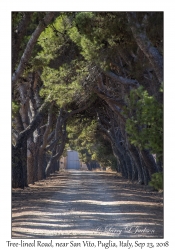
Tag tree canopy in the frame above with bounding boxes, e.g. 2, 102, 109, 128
12, 12, 163, 188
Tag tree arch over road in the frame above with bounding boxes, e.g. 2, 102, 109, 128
12, 12, 163, 188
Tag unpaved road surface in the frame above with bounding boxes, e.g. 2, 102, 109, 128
12, 170, 163, 238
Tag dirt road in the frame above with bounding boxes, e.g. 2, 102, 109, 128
12, 170, 163, 238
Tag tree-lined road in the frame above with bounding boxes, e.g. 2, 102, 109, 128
12, 170, 163, 238
12, 12, 163, 189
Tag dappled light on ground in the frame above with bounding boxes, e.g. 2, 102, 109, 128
12, 170, 163, 238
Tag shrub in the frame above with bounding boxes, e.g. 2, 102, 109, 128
149, 172, 163, 191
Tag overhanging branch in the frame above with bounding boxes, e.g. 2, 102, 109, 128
12, 12, 55, 86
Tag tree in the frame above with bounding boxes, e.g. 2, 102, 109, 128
125, 86, 163, 160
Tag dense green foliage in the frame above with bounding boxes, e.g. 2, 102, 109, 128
66, 116, 118, 169
125, 86, 163, 159
149, 172, 163, 191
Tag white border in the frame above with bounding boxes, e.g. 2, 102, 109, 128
1, 1, 174, 249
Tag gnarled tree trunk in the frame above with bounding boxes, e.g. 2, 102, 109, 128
127, 12, 163, 84
12, 144, 27, 188
128, 144, 144, 184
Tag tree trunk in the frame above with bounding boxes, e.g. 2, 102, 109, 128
157, 160, 163, 172
27, 140, 35, 184
128, 152, 138, 182
45, 142, 65, 177
140, 149, 158, 177
139, 154, 150, 185
124, 153, 133, 180
34, 147, 39, 182
112, 144, 128, 178
37, 148, 46, 180
128, 144, 144, 184
27, 151, 34, 184
12, 102, 48, 188
22, 143, 28, 187
37, 104, 53, 180
15, 101, 48, 148
12, 145, 27, 188
127, 12, 163, 84
87, 162, 92, 171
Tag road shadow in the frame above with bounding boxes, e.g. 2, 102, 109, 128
12, 170, 163, 239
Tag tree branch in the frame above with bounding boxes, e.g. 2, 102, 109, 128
12, 12, 55, 86
12, 12, 33, 72
15, 101, 49, 148
127, 12, 163, 83
105, 71, 139, 86
40, 103, 53, 150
